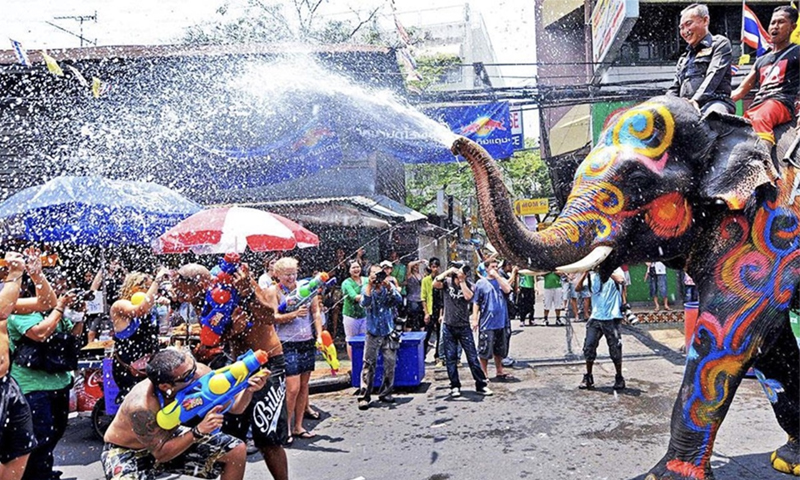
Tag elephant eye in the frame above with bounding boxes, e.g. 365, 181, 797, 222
624, 168, 661, 205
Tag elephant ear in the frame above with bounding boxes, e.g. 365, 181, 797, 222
700, 111, 778, 210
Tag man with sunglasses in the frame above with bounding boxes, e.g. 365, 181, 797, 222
102, 348, 265, 480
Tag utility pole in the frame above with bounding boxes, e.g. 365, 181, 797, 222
46, 11, 97, 47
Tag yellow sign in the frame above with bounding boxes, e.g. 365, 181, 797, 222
514, 198, 549, 216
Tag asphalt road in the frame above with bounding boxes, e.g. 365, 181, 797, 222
54, 319, 791, 480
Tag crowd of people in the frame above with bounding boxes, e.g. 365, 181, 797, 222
0, 244, 651, 480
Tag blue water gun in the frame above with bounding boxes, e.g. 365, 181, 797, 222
468, 238, 488, 278
156, 349, 268, 431
200, 253, 240, 346
278, 272, 337, 314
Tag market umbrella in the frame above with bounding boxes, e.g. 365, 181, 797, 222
0, 176, 202, 246
153, 206, 319, 254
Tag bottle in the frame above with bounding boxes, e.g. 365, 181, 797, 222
99, 328, 111, 342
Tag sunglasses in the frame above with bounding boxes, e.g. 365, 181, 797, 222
173, 360, 197, 384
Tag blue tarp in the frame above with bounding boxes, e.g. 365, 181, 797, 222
198, 100, 513, 190
427, 102, 514, 160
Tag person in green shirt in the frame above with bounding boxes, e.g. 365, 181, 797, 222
8, 255, 85, 480
517, 270, 536, 327
542, 272, 566, 326
340, 261, 367, 360
421, 258, 443, 364
388, 251, 407, 296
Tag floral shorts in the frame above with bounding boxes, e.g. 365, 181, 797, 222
101, 426, 242, 480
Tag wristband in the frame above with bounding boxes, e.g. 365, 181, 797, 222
191, 426, 208, 440
4, 274, 22, 283
54, 308, 65, 314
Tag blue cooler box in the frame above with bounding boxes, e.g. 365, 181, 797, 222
349, 331, 426, 388
103, 357, 121, 415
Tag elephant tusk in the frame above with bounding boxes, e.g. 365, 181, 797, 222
555, 246, 614, 273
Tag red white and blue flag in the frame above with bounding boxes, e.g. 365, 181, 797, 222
742, 3, 772, 56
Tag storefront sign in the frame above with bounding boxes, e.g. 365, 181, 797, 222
514, 198, 549, 216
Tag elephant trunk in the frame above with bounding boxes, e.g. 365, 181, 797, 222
452, 136, 606, 272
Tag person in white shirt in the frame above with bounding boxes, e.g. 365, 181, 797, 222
644, 262, 670, 312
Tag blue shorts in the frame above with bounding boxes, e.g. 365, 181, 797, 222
568, 283, 591, 299
650, 275, 668, 298
282, 340, 316, 376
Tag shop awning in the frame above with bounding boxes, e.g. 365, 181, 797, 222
234, 195, 427, 228
542, 0, 583, 28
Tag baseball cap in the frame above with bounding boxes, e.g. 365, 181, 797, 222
379, 260, 393, 268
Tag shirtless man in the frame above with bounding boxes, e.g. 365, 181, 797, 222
101, 348, 263, 480
0, 252, 38, 480
172, 262, 289, 480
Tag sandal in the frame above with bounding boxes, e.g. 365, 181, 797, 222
284, 435, 294, 447
304, 409, 320, 420
293, 430, 316, 439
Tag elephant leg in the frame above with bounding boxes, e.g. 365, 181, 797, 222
646, 307, 776, 480
751, 315, 800, 476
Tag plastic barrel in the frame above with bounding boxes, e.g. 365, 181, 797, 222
684, 301, 699, 351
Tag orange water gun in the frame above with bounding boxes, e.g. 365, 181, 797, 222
316, 330, 339, 375
0, 253, 59, 268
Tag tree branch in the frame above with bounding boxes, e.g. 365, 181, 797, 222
347, 5, 382, 40
250, 0, 289, 31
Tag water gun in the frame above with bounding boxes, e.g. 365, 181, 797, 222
468, 238, 488, 278
278, 272, 337, 314
199, 253, 241, 347
316, 330, 339, 375
156, 349, 268, 431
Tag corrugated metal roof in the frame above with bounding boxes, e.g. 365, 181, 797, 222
228, 194, 427, 225
0, 42, 392, 65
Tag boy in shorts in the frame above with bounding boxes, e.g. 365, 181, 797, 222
472, 259, 513, 380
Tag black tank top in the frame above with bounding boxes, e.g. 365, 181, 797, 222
751, 45, 800, 114
115, 312, 159, 364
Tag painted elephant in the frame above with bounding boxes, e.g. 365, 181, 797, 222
451, 95, 800, 480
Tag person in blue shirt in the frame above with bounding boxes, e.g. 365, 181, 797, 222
575, 267, 626, 391
471, 259, 513, 380
357, 265, 403, 410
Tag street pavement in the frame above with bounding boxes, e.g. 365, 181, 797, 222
55, 308, 790, 480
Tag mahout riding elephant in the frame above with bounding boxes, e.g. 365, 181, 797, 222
451, 95, 800, 479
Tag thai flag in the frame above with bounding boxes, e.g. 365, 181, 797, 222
742, 3, 772, 56
731, 64, 740, 75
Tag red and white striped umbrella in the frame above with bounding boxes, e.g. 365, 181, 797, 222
154, 206, 319, 254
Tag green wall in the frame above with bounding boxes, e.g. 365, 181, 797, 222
626, 264, 680, 303
591, 101, 635, 145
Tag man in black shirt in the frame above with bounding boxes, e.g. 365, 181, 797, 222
667, 4, 735, 115
732, 6, 800, 169
433, 264, 492, 398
